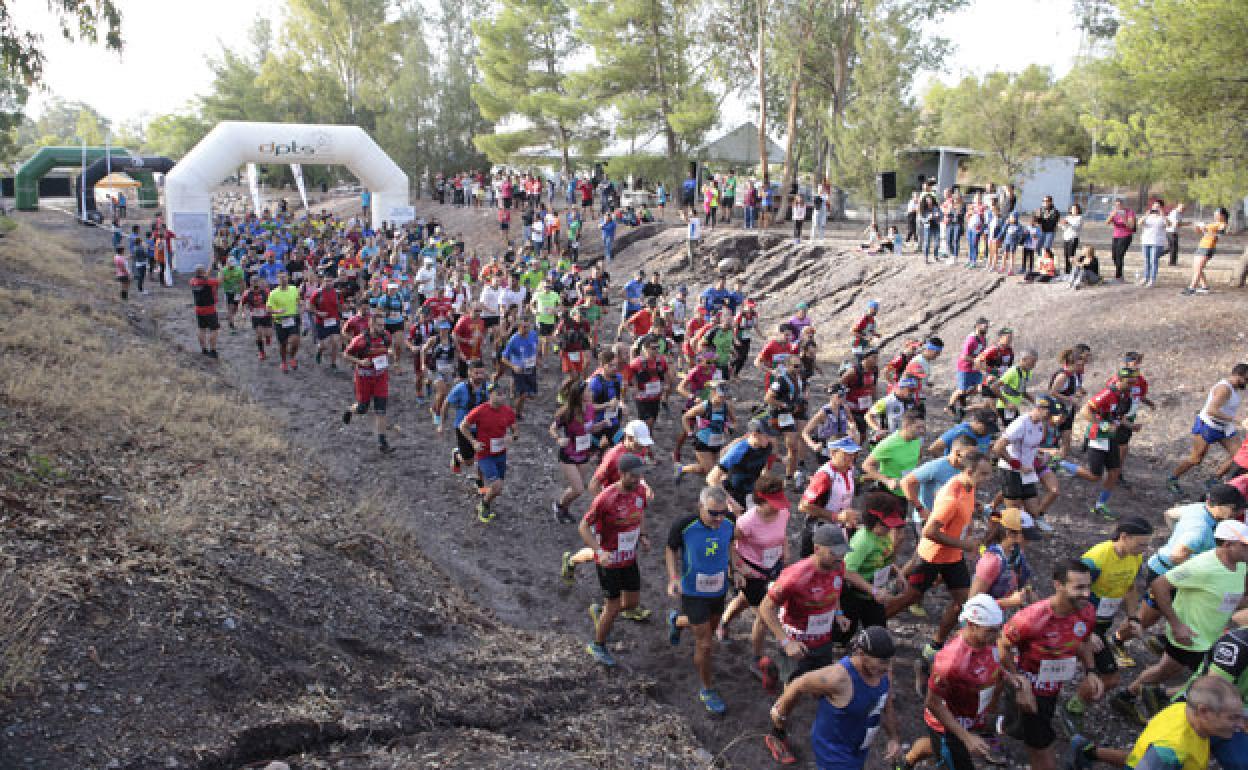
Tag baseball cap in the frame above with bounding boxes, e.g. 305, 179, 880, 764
1000, 508, 1042, 541
897, 376, 919, 389
1208, 483, 1246, 510
867, 506, 905, 529
827, 437, 861, 454
975, 316, 990, 325
747, 418, 777, 436
797, 301, 809, 310
925, 337, 944, 352
624, 419, 654, 446
617, 453, 648, 475
1214, 518, 1248, 544
959, 594, 1005, 628
852, 625, 896, 659
867, 299, 880, 310
812, 524, 849, 556
1036, 395, 1062, 414
754, 490, 790, 512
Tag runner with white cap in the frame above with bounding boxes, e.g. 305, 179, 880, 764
798, 437, 862, 557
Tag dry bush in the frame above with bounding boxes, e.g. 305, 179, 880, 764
0, 571, 50, 698
0, 218, 92, 288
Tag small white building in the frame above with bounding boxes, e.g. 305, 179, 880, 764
902, 147, 1078, 211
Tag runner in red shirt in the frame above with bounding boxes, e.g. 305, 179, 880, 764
755, 324, 799, 388
590, 420, 653, 495
908, 594, 1021, 770
557, 307, 593, 376
759, 525, 875, 689
189, 265, 221, 357
341, 313, 395, 454
459, 382, 518, 522
422, 292, 453, 323
851, 300, 880, 349
1106, 351, 1155, 480
239, 278, 274, 359
307, 277, 343, 369
682, 307, 710, 367
627, 341, 671, 431
576, 453, 652, 666
112, 246, 130, 301
998, 559, 1101, 770
841, 348, 881, 441
342, 297, 371, 339
453, 304, 486, 378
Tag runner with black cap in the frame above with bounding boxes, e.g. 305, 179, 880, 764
1057, 369, 1137, 520
579, 452, 652, 667
766, 625, 900, 768
707, 418, 777, 515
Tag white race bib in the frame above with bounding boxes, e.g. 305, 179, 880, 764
857, 396, 871, 410
873, 567, 892, 591
489, 437, 506, 454
762, 545, 783, 568
436, 360, 453, 373
372, 354, 389, 371
574, 434, 592, 452
281, 317, 296, 328
568, 351, 581, 362
323, 318, 337, 327
1096, 597, 1123, 619
1036, 657, 1077, 686
777, 413, 795, 428
695, 572, 725, 593
1089, 436, 1110, 451
1218, 593, 1243, 613
806, 611, 835, 636
615, 528, 641, 562
644, 381, 662, 397
521, 356, 537, 370
1020, 469, 1039, 485
977, 686, 996, 716
705, 432, 725, 447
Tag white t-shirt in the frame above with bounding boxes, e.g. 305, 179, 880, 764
1166, 208, 1182, 234
479, 285, 504, 316
500, 287, 526, 312
1061, 214, 1083, 242
1002, 414, 1046, 469
1139, 213, 1168, 247
416, 266, 438, 295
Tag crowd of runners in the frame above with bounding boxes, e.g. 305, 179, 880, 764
112, 188, 1248, 770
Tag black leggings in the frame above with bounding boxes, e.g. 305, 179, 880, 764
1063, 238, 1079, 273
1111, 235, 1132, 279
794, 219, 805, 239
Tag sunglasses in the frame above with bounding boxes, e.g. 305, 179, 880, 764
706, 508, 730, 518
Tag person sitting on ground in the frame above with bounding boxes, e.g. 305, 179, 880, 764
883, 226, 904, 254
860, 223, 883, 254
1071, 245, 1102, 289
1024, 248, 1059, 283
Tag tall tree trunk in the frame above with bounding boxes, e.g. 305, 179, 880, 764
756, 0, 769, 186
651, 17, 678, 160
778, 51, 803, 221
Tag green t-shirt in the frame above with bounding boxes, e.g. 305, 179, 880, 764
520, 269, 543, 291
1165, 549, 1247, 652
869, 432, 922, 496
845, 527, 894, 591
534, 290, 562, 325
709, 327, 735, 367
996, 365, 1031, 412
266, 285, 300, 318
568, 220, 582, 240
220, 265, 245, 293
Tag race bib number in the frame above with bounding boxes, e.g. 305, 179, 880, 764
1218, 593, 1243, 613
807, 611, 835, 636
1020, 469, 1039, 485
605, 407, 619, 421
615, 528, 641, 562
1002, 406, 1018, 420
521, 356, 537, 370
1089, 436, 1110, 451
695, 572, 725, 593
644, 381, 662, 397
281, 317, 296, 328
372, 354, 389, 371
1096, 597, 1123, 619
574, 434, 592, 452
777, 413, 795, 428
873, 567, 892, 591
489, 437, 506, 454
568, 351, 581, 362
857, 396, 871, 410
762, 545, 783, 568
977, 686, 996, 716
436, 360, 453, 373
1036, 657, 1077, 686
251, 309, 267, 318
323, 318, 337, 327
705, 432, 725, 447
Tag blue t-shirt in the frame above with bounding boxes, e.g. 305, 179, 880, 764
447, 382, 488, 426
909, 457, 959, 512
601, 218, 617, 238
1147, 503, 1216, 574
503, 331, 539, 370
667, 513, 734, 598
939, 422, 994, 454
257, 261, 285, 287
717, 438, 771, 493
701, 287, 732, 313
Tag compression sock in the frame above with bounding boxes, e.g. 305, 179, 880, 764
1097, 490, 1112, 506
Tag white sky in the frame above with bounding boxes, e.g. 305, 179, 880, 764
19, 0, 1082, 131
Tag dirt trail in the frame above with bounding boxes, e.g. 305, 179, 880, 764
31, 200, 1248, 769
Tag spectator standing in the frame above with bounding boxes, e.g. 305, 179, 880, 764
1106, 199, 1137, 282
1061, 203, 1083, 275
1138, 199, 1168, 287
904, 192, 919, 246
1165, 202, 1185, 267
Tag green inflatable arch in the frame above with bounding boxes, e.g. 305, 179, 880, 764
15, 146, 157, 211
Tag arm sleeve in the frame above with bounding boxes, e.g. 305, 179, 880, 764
1080, 557, 1103, 584
1131, 745, 1183, 770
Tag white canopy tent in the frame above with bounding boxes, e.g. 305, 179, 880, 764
164, 121, 408, 274
693, 123, 785, 167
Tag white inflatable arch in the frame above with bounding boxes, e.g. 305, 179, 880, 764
165, 121, 409, 273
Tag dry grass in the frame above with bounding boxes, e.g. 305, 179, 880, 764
0, 571, 50, 698
0, 215, 91, 287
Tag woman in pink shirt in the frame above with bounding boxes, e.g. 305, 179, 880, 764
112, 246, 130, 301
719, 474, 792, 665
1106, 199, 1136, 282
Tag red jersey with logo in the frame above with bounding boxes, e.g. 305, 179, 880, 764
1087, 387, 1131, 419
925, 633, 1003, 732
453, 315, 485, 359
852, 314, 876, 341
979, 345, 1014, 375
801, 464, 855, 514
1003, 599, 1096, 696
423, 294, 453, 321
583, 483, 648, 568
343, 312, 369, 339
628, 356, 668, 402
462, 403, 516, 457
346, 330, 392, 377
241, 287, 270, 318
626, 308, 654, 337
767, 557, 846, 648
310, 285, 342, 322
593, 443, 646, 488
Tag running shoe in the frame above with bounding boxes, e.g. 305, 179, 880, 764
984, 734, 1009, 766
764, 734, 796, 765
560, 551, 575, 584
1068, 734, 1095, 770
341, 408, 353, 425
909, 604, 928, 618
1179, 288, 1195, 296
290, 359, 298, 370
1060, 696, 1085, 735
667, 609, 682, 646
793, 469, 806, 490
258, 350, 266, 361
379, 440, 395, 455
620, 606, 652, 622
316, 349, 323, 365
476, 501, 495, 523
1195, 287, 1210, 295
672, 462, 683, 482
281, 361, 289, 373
586, 641, 616, 667
588, 603, 602, 633
1111, 639, 1137, 668
757, 656, 779, 694
1035, 517, 1056, 533
1166, 477, 1183, 497
699, 687, 727, 716
1109, 691, 1149, 727
451, 450, 462, 474
1092, 502, 1119, 520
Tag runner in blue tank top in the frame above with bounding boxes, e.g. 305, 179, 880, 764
768, 626, 900, 768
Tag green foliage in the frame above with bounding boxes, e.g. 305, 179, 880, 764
143, 112, 210, 159
0, 0, 122, 85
